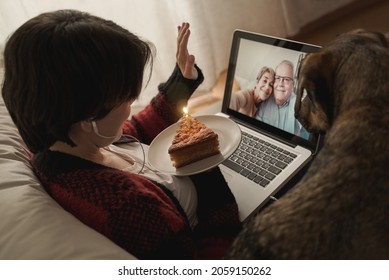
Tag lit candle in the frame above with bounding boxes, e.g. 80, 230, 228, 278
183, 107, 191, 128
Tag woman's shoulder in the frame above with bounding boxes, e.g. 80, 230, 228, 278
32, 151, 181, 214
32, 150, 157, 191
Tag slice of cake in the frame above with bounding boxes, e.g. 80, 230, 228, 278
168, 116, 220, 168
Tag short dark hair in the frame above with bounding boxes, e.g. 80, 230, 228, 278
2, 9, 154, 153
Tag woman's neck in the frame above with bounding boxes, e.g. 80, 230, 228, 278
50, 141, 134, 170
50, 141, 103, 162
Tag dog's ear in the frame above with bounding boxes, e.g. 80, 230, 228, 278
296, 52, 336, 132
348, 29, 389, 48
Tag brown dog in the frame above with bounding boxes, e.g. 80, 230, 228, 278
226, 30, 389, 259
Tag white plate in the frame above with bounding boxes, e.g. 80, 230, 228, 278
148, 115, 241, 176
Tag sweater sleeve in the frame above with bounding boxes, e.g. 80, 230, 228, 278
190, 167, 242, 259
122, 64, 204, 144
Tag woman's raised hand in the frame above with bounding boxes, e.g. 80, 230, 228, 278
176, 22, 198, 80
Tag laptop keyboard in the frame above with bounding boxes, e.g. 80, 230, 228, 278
222, 131, 297, 187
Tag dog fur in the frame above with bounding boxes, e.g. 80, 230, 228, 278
226, 30, 389, 259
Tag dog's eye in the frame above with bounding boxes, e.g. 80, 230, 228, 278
301, 88, 308, 101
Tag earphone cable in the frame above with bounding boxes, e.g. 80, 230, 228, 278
120, 134, 146, 174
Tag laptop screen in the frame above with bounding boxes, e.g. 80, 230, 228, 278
222, 30, 321, 151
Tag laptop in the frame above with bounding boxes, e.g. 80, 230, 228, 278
217, 30, 321, 222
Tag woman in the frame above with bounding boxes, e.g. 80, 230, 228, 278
2, 10, 241, 259
229, 66, 275, 117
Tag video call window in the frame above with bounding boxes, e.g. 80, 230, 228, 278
228, 38, 309, 139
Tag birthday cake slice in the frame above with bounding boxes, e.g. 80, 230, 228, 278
168, 116, 220, 168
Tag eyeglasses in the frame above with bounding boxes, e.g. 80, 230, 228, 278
275, 75, 294, 85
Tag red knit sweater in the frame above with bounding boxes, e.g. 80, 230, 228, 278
32, 66, 241, 259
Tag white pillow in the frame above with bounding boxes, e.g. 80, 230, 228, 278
0, 73, 135, 259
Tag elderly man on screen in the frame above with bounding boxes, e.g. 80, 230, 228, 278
255, 59, 306, 137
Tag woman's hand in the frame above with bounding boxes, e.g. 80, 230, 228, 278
176, 22, 198, 80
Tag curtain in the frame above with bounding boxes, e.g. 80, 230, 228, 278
0, 0, 354, 109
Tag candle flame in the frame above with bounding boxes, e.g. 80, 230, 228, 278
183, 107, 188, 115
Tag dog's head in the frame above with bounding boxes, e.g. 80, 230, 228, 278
294, 51, 333, 134
294, 30, 388, 134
